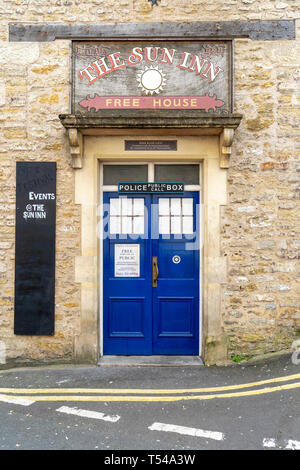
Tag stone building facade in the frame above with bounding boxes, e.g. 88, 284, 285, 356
0, 1, 299, 367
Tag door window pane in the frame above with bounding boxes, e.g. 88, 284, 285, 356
122, 216, 132, 234
121, 197, 132, 216
182, 216, 193, 234
110, 197, 145, 234
182, 198, 193, 215
110, 198, 121, 216
133, 217, 144, 234
155, 164, 199, 185
104, 165, 148, 185
110, 216, 121, 234
159, 216, 170, 235
170, 198, 181, 215
133, 198, 144, 216
158, 198, 169, 215
171, 216, 181, 234
158, 198, 194, 235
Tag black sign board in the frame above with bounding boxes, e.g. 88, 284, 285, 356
14, 162, 56, 335
125, 140, 177, 151
118, 182, 184, 194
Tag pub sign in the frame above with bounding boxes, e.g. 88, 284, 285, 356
15, 162, 56, 336
72, 41, 232, 114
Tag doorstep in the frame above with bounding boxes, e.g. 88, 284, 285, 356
98, 356, 204, 367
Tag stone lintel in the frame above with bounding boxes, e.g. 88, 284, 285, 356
9, 21, 295, 42
59, 113, 242, 169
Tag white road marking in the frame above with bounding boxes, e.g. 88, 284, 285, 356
0, 394, 35, 406
263, 438, 277, 448
263, 438, 300, 450
285, 439, 300, 450
148, 422, 225, 441
56, 405, 120, 422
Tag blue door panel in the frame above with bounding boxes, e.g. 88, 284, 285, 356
103, 192, 199, 355
103, 193, 152, 355
157, 241, 194, 279
157, 297, 194, 337
152, 193, 199, 355
108, 297, 145, 338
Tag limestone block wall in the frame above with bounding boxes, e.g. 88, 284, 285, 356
0, 1, 299, 365
223, 35, 300, 357
0, 33, 80, 365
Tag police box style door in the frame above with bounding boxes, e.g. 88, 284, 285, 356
103, 192, 199, 355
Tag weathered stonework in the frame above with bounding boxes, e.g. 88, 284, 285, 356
0, 1, 299, 366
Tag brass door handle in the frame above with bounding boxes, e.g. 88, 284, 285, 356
152, 256, 159, 287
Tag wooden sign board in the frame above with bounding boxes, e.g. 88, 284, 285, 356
72, 41, 232, 115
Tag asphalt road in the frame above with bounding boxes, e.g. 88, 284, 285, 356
0, 354, 299, 451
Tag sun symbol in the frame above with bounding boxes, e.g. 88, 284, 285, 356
137, 66, 167, 95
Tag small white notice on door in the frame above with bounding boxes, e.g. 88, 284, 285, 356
115, 244, 140, 277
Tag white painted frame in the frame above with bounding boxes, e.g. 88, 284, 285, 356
99, 161, 203, 358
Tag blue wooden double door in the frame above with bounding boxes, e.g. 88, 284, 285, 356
103, 192, 200, 355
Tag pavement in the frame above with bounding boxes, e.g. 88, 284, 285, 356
0, 354, 299, 451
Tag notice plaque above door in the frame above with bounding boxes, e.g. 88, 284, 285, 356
125, 140, 177, 151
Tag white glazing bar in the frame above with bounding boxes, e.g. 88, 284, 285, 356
148, 162, 154, 182
103, 185, 118, 192
185, 185, 200, 191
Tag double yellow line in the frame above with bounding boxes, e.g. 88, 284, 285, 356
1, 373, 300, 402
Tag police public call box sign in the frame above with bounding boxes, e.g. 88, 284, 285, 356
72, 41, 232, 114
15, 162, 56, 336
118, 182, 184, 194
